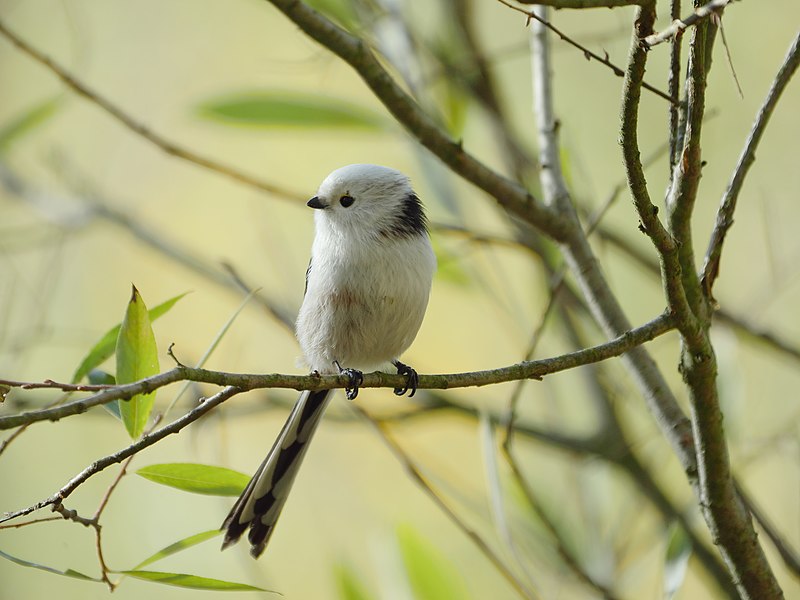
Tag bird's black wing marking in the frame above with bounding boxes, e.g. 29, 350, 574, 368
304, 258, 312, 297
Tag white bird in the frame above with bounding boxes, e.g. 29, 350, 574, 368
221, 164, 436, 557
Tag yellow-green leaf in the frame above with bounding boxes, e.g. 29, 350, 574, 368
396, 524, 471, 600
132, 530, 221, 570
664, 522, 692, 599
197, 91, 386, 130
120, 570, 267, 592
0, 549, 100, 582
136, 463, 250, 496
0, 97, 61, 154
116, 285, 159, 438
72, 292, 186, 383
334, 562, 375, 600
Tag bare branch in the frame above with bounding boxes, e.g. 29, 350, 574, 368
355, 404, 540, 600
1, 386, 241, 523
644, 0, 734, 48
496, 0, 676, 104
513, 0, 642, 7
702, 31, 800, 297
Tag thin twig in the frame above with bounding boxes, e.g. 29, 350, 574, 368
1, 386, 241, 523
496, 0, 677, 104
0, 516, 61, 529
354, 403, 540, 600
643, 0, 733, 48
0, 19, 304, 202
502, 445, 621, 599
701, 31, 800, 297
734, 480, 800, 577
0, 378, 112, 392
0, 158, 296, 331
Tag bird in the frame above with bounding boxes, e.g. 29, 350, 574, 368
221, 164, 436, 558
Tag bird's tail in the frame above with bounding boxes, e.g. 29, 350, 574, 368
221, 389, 332, 557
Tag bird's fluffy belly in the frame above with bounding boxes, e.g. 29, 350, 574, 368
298, 285, 425, 373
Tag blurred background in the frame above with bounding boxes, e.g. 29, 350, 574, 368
1, 0, 799, 598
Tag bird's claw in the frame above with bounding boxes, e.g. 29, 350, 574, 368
334, 361, 363, 400
393, 360, 419, 397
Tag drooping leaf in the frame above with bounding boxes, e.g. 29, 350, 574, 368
396, 524, 471, 600
72, 292, 187, 383
0, 549, 100, 582
116, 285, 159, 438
119, 570, 267, 592
136, 463, 250, 496
664, 523, 693, 600
197, 92, 386, 131
0, 97, 60, 153
132, 530, 221, 570
333, 562, 375, 600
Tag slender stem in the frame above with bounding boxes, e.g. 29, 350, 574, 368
0, 19, 303, 202
356, 404, 540, 600
1, 387, 241, 523
702, 32, 800, 296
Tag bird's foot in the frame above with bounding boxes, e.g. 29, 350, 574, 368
392, 360, 419, 397
334, 361, 363, 400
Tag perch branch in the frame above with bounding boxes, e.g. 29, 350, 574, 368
0, 311, 674, 431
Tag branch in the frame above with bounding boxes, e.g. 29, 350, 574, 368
0, 311, 674, 431
355, 404, 540, 600
526, 3, 696, 474
1, 386, 241, 523
513, 0, 642, 6
0, 19, 304, 202
0, 160, 296, 330
701, 31, 800, 297
644, 0, 734, 48
261, 0, 572, 241
496, 0, 676, 104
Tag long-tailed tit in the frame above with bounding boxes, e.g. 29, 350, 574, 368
221, 164, 436, 557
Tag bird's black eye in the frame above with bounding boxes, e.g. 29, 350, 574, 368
339, 195, 355, 208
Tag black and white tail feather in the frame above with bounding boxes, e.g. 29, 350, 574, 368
221, 390, 331, 557
221, 164, 436, 557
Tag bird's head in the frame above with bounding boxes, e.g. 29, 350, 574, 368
308, 164, 427, 239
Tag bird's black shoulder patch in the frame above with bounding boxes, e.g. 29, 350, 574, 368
384, 192, 428, 239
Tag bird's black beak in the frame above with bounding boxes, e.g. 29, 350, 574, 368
307, 196, 327, 209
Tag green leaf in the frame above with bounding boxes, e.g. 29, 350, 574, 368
136, 463, 250, 496
72, 292, 187, 383
197, 92, 386, 130
664, 523, 692, 600
116, 285, 160, 438
0, 549, 100, 582
120, 570, 267, 591
86, 370, 122, 420
333, 562, 375, 600
0, 97, 60, 153
133, 530, 221, 570
396, 524, 471, 600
